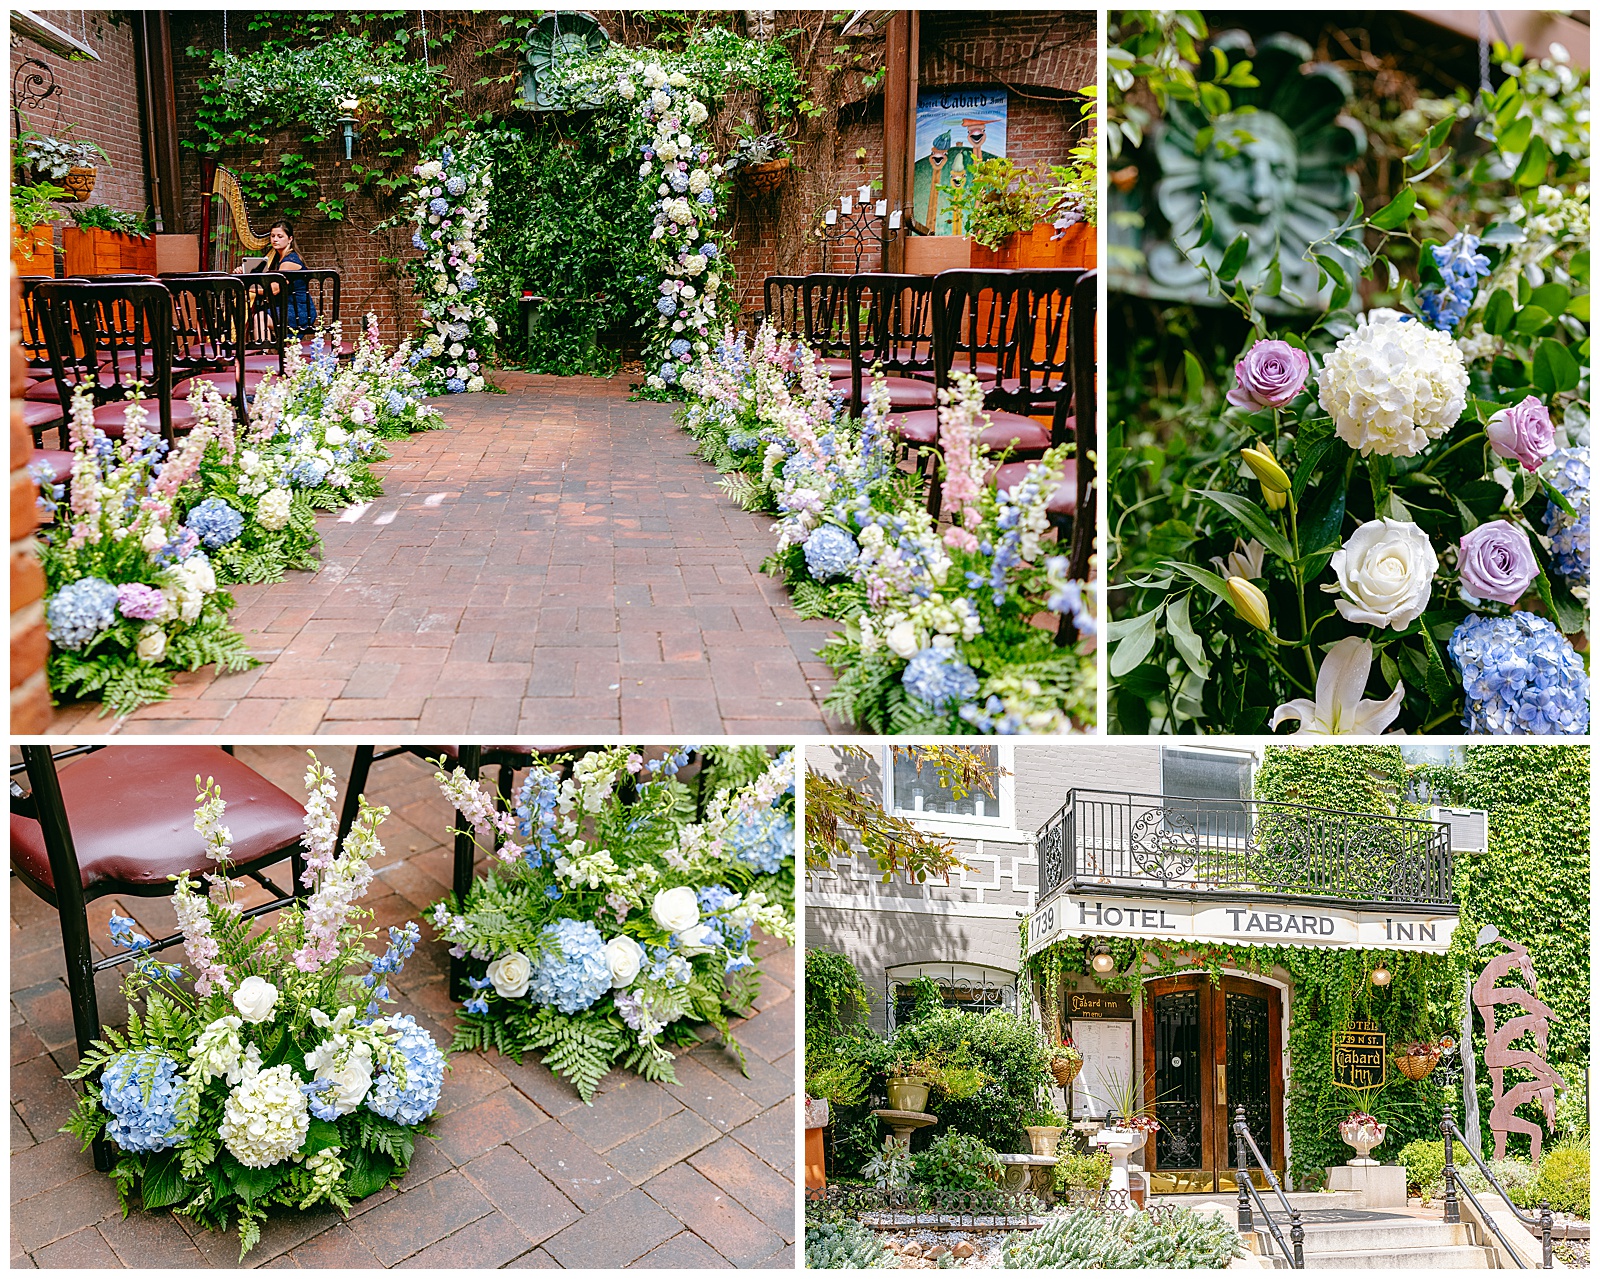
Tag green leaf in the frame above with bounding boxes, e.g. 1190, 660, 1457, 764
301, 1117, 343, 1158
1199, 490, 1293, 561
1417, 626, 1454, 709
1512, 136, 1549, 186
1109, 605, 1163, 680
1482, 288, 1516, 336
1183, 350, 1205, 405
226, 1157, 287, 1205
1513, 305, 1552, 335
1166, 561, 1235, 608
1531, 340, 1580, 395
1528, 282, 1571, 317
138, 1151, 190, 1210
1166, 593, 1210, 679
1497, 114, 1533, 154
1217, 233, 1250, 282
1541, 473, 1577, 519
1368, 187, 1416, 230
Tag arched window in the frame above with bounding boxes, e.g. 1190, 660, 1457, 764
884, 961, 1017, 1032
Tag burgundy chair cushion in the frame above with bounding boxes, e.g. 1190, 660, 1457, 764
174, 369, 266, 399
91, 398, 197, 437
23, 399, 63, 429
24, 380, 61, 404
912, 357, 1000, 383
812, 356, 852, 378
991, 458, 1078, 517
993, 375, 1069, 397
297, 340, 357, 360
889, 409, 940, 446
31, 448, 73, 484
831, 375, 936, 410
978, 412, 1052, 455
10, 747, 307, 895
243, 352, 285, 373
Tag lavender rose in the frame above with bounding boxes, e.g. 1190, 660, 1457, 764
1485, 395, 1555, 471
1458, 520, 1538, 605
1227, 339, 1311, 410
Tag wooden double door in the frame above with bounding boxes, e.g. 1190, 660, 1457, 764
1141, 974, 1285, 1193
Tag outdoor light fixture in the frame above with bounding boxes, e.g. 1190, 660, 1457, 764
1370, 963, 1392, 986
1091, 944, 1116, 974
335, 96, 362, 162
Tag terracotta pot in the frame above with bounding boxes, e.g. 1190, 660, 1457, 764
885, 1077, 930, 1113
968, 219, 1097, 270
60, 166, 97, 203
1395, 1053, 1439, 1081
736, 156, 790, 198
1050, 1056, 1083, 1088
11, 224, 55, 274
1025, 1125, 1066, 1157
62, 226, 156, 278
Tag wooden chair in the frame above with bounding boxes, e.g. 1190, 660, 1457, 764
292, 269, 351, 360
799, 272, 855, 379
18, 276, 70, 447
761, 274, 802, 331
160, 273, 252, 422
10, 745, 310, 1170
835, 272, 937, 417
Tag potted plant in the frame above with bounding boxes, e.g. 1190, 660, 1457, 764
1022, 1104, 1071, 1157
1339, 1109, 1388, 1165
1049, 1038, 1084, 1089
63, 204, 156, 276
1096, 1067, 1162, 1149
1394, 1039, 1442, 1081
725, 125, 792, 197
10, 180, 65, 272
885, 1056, 935, 1113
17, 127, 107, 202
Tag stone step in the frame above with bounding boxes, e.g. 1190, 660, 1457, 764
1298, 1245, 1493, 1270
1293, 1220, 1479, 1252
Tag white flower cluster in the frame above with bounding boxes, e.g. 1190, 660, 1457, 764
406, 141, 494, 393
859, 596, 985, 660
1317, 310, 1469, 457
219, 1063, 310, 1169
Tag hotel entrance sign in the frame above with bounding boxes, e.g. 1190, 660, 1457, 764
1333, 1019, 1387, 1090
1026, 892, 1458, 956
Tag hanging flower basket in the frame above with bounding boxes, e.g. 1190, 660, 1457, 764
1050, 1055, 1083, 1088
60, 166, 98, 203
736, 157, 790, 198
1395, 1040, 1442, 1080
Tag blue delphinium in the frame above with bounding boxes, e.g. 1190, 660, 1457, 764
961, 695, 1026, 735
411, 230, 426, 251
366, 1014, 446, 1126
528, 918, 612, 1014
100, 1050, 184, 1152
903, 646, 980, 711
1448, 611, 1589, 734
804, 524, 860, 581
1418, 231, 1491, 331
46, 576, 120, 650
725, 808, 794, 875
108, 912, 151, 951
516, 765, 562, 869
463, 974, 493, 1016
185, 497, 244, 549
361, 922, 420, 1019
1543, 446, 1590, 590
302, 1077, 342, 1121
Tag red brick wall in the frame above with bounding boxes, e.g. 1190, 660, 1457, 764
11, 273, 50, 732
11, 11, 151, 241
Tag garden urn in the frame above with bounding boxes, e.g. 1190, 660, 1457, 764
1024, 1125, 1066, 1157
885, 1076, 930, 1114
1339, 1118, 1387, 1166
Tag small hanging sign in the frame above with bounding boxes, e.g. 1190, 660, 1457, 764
1067, 990, 1133, 1021
1332, 1019, 1387, 1090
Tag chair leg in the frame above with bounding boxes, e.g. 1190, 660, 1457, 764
336, 745, 376, 848
926, 462, 944, 520
497, 763, 515, 814
449, 746, 483, 1002
59, 902, 113, 1171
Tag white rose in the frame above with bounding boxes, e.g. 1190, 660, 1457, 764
135, 625, 167, 663
677, 133, 692, 150
651, 886, 700, 933
605, 936, 645, 988
467, 376, 485, 392
239, 449, 261, 474
305, 1040, 373, 1114
485, 316, 498, 335
676, 923, 718, 955
886, 620, 920, 659
486, 951, 532, 998
1326, 518, 1438, 630
324, 425, 348, 446
639, 161, 653, 177
232, 975, 280, 1024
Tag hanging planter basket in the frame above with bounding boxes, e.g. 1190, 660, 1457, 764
60, 166, 98, 203
1395, 1052, 1439, 1081
736, 156, 790, 198
1050, 1055, 1083, 1088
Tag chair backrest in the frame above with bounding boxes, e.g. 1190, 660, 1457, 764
298, 268, 340, 328
17, 276, 56, 374
930, 269, 1027, 393
240, 272, 290, 371
161, 273, 249, 419
844, 273, 935, 414
10, 746, 105, 909
1065, 269, 1097, 581
1014, 267, 1087, 405
33, 280, 176, 440
799, 273, 853, 360
762, 274, 802, 332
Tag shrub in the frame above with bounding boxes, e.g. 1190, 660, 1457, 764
1532, 1146, 1589, 1217
1003, 1207, 1243, 1269
862, 1141, 914, 1189
1455, 1155, 1540, 1208
1055, 1149, 1113, 1203
807, 1061, 870, 1109
891, 1010, 1053, 1154
1398, 1139, 1446, 1195
805, 1220, 894, 1269
912, 1130, 1003, 1191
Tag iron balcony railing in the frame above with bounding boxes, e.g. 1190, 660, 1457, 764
1036, 789, 1455, 909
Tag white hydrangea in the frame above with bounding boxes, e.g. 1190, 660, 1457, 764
256, 488, 292, 532
656, 138, 680, 163
686, 100, 708, 125
665, 198, 694, 225
649, 89, 671, 113
219, 1064, 310, 1168
1316, 310, 1468, 457
688, 169, 710, 194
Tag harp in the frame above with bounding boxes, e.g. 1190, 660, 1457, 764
198, 160, 270, 272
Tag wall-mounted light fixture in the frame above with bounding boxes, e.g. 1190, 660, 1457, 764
1091, 944, 1116, 975
1370, 963, 1392, 987
334, 96, 361, 162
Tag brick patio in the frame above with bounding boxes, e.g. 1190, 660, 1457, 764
45, 377, 840, 734
11, 746, 797, 1269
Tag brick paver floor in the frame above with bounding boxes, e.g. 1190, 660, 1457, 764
11, 746, 797, 1269
45, 376, 840, 734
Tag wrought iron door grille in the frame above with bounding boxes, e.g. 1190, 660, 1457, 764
1035, 790, 1455, 908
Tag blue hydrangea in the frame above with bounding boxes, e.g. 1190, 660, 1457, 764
528, 918, 612, 1014
1448, 611, 1589, 734
1418, 231, 1491, 331
725, 807, 794, 874
448, 322, 470, 342
656, 296, 678, 316
1542, 447, 1589, 589
429, 197, 450, 217
658, 362, 677, 384
804, 524, 860, 581
669, 171, 689, 193
696, 189, 716, 205
46, 576, 120, 650
290, 457, 331, 487
903, 646, 980, 711
446, 377, 467, 394
366, 1014, 446, 1126
701, 243, 719, 259
445, 176, 467, 196
697, 884, 741, 913
727, 430, 759, 455
185, 497, 244, 549
101, 1050, 184, 1152
411, 230, 425, 250
669, 338, 692, 358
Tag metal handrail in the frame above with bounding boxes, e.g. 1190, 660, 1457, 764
1234, 1105, 1304, 1268
1441, 1107, 1553, 1268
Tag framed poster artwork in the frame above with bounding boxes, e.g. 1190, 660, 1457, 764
913, 86, 1008, 235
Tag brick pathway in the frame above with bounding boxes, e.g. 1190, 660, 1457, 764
45, 377, 839, 734
11, 746, 797, 1269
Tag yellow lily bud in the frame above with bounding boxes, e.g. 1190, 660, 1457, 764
1263, 484, 1288, 511
1241, 445, 1292, 494
1227, 576, 1272, 633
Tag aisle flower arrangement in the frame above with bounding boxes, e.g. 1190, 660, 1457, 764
61, 756, 446, 1259
404, 136, 496, 394
1109, 54, 1590, 735
36, 388, 251, 716
677, 324, 1099, 733
428, 746, 795, 1102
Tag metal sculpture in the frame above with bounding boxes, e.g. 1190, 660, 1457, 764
1472, 925, 1564, 1163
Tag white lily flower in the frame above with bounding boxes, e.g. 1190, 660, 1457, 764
1210, 538, 1267, 581
1271, 637, 1404, 736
